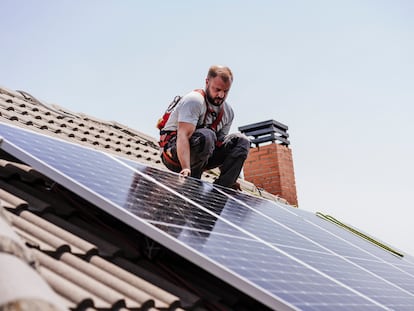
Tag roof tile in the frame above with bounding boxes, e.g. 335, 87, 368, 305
53, 215, 123, 258
38, 265, 103, 309
0, 208, 35, 265
0, 160, 48, 184
0, 187, 28, 210
0, 252, 67, 311
60, 252, 158, 309
89, 255, 180, 309
8, 212, 72, 254
33, 249, 133, 309
112, 256, 201, 309
19, 210, 97, 256
0, 180, 50, 211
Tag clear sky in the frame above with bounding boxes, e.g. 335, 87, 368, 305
1, 1, 414, 256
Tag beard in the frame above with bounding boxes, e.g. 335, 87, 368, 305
206, 87, 225, 106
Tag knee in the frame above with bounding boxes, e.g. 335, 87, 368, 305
192, 128, 216, 155
237, 134, 251, 150
225, 133, 251, 158
200, 128, 217, 147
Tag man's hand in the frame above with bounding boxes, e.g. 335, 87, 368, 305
177, 121, 195, 177
231, 181, 242, 191
179, 168, 191, 177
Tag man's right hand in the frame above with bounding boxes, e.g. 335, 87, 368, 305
179, 168, 191, 177
176, 122, 195, 177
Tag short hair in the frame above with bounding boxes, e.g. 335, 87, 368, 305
207, 65, 233, 83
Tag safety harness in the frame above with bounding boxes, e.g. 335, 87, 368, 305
159, 89, 224, 167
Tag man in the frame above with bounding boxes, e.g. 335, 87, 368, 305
160, 65, 250, 189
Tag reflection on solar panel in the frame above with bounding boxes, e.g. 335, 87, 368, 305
1, 121, 414, 310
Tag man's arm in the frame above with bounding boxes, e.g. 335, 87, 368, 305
176, 121, 196, 176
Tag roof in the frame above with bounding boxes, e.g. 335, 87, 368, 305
0, 85, 279, 310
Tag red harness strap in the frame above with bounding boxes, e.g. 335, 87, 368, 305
203, 105, 224, 131
195, 88, 224, 131
161, 149, 180, 167
160, 89, 225, 162
159, 131, 176, 148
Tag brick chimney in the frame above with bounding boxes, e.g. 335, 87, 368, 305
239, 120, 298, 206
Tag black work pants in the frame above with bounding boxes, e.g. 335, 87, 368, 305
161, 128, 250, 188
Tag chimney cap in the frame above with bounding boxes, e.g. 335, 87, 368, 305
238, 119, 290, 147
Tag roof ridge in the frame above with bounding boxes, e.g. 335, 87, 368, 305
50, 105, 160, 149
15, 90, 77, 120
0, 85, 28, 101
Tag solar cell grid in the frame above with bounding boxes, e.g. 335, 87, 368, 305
395, 262, 414, 276
125, 171, 243, 237
216, 187, 414, 309
261, 195, 414, 280
123, 160, 412, 307
117, 159, 394, 310
130, 163, 326, 252
124, 159, 414, 309
292, 208, 406, 261
2, 121, 414, 310
352, 257, 414, 293
222, 187, 412, 264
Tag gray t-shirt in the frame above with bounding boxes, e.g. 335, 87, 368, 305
163, 90, 234, 141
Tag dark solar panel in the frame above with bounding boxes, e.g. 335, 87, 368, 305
1, 121, 414, 311
128, 162, 414, 310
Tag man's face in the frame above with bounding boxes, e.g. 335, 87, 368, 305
205, 76, 232, 106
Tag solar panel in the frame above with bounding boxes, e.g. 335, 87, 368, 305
124, 161, 414, 309
1, 121, 414, 310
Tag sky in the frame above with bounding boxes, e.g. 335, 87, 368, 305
1, 1, 414, 257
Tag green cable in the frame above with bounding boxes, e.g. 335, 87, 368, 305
316, 212, 404, 258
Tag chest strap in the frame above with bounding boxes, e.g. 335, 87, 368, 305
194, 89, 224, 131
203, 104, 224, 131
